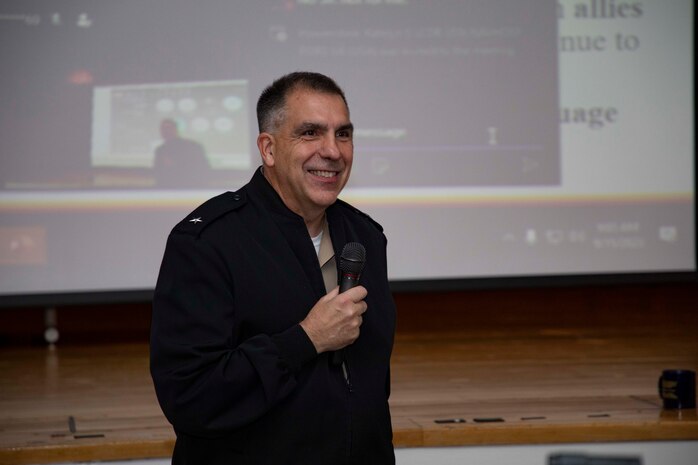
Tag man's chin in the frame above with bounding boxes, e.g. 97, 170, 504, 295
310, 191, 341, 209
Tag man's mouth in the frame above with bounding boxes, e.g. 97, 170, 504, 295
308, 170, 338, 178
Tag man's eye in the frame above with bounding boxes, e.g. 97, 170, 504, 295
337, 131, 351, 139
302, 130, 316, 137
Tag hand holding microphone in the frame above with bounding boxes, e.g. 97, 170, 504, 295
300, 243, 367, 355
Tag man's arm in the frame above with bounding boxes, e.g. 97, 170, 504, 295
150, 232, 317, 437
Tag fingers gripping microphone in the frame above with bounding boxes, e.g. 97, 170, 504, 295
339, 242, 366, 293
332, 242, 366, 366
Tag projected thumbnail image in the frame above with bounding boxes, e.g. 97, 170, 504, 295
91, 80, 251, 187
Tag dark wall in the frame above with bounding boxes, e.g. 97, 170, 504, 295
2, 282, 696, 346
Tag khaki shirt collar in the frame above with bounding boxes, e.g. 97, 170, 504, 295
318, 216, 337, 292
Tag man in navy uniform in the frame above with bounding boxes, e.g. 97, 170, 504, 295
150, 72, 396, 464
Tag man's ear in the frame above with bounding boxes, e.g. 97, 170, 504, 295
257, 132, 275, 167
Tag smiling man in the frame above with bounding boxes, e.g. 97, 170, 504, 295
257, 83, 354, 235
150, 72, 396, 464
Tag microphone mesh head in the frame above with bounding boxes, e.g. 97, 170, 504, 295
340, 242, 366, 274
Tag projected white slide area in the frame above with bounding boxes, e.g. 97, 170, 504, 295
0, 0, 693, 300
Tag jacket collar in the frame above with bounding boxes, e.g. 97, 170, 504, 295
248, 166, 345, 230
247, 166, 351, 287
248, 166, 304, 221
248, 166, 337, 296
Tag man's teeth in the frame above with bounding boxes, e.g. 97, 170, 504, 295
310, 170, 336, 178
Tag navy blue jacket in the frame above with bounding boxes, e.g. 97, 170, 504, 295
150, 168, 396, 464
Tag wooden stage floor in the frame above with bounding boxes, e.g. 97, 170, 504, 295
1, 320, 697, 464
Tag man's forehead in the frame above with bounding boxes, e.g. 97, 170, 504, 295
286, 88, 349, 115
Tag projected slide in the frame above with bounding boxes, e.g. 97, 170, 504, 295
0, 0, 693, 300
91, 80, 251, 188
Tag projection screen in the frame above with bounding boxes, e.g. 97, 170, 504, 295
0, 0, 694, 303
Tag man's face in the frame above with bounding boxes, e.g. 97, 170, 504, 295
160, 120, 179, 140
260, 88, 354, 219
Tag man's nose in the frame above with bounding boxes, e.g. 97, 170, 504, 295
319, 135, 341, 159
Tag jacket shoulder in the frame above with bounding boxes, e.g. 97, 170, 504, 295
173, 189, 247, 237
334, 198, 384, 234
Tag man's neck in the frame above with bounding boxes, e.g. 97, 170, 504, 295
305, 213, 325, 238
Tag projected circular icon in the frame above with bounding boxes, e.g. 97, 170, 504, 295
223, 96, 243, 112
214, 117, 234, 133
191, 117, 210, 133
156, 99, 175, 113
178, 98, 197, 113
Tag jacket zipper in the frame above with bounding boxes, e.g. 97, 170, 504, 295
341, 361, 353, 391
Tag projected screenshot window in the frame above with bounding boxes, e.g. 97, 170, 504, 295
91, 80, 251, 188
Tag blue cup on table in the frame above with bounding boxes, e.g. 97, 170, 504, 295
658, 369, 696, 409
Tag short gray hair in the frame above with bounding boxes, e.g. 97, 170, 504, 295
256, 71, 348, 133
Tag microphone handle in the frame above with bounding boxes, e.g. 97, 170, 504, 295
332, 272, 361, 365
339, 272, 360, 293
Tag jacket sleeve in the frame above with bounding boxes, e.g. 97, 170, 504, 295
150, 230, 318, 438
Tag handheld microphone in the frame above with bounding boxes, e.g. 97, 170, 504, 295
339, 242, 366, 293
332, 242, 366, 366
